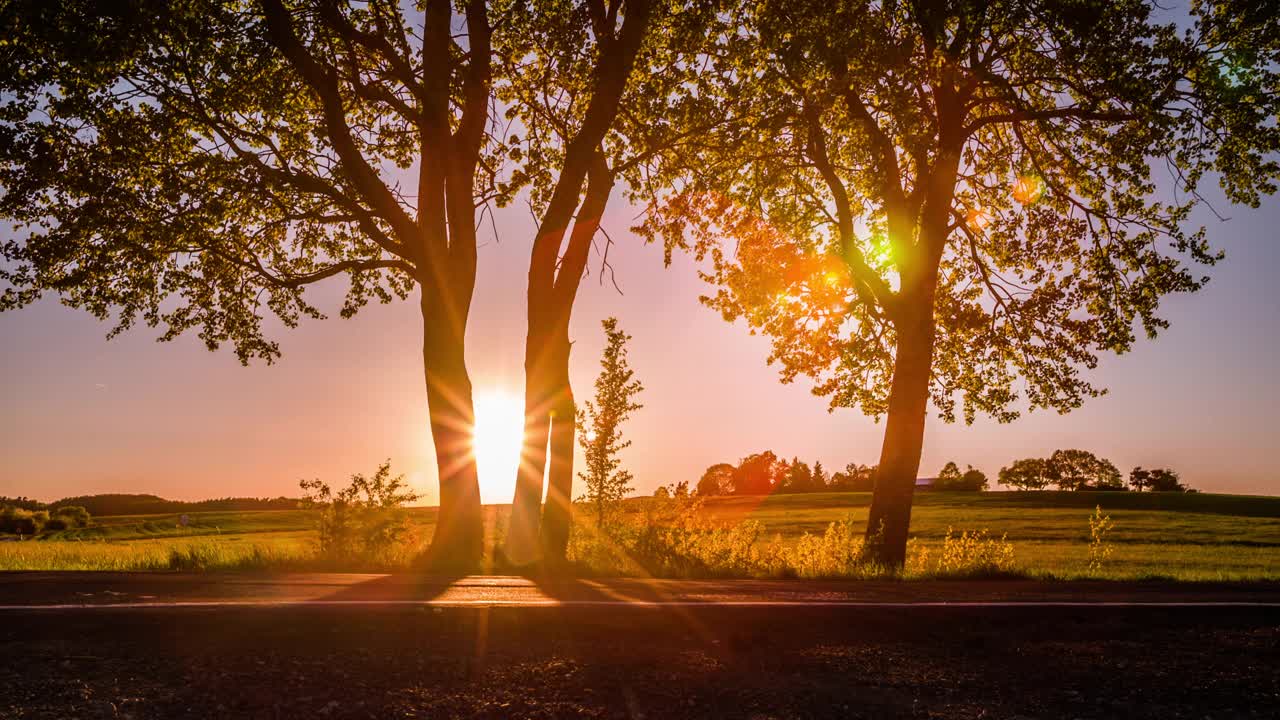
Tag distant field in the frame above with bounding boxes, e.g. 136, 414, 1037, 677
2, 491, 1278, 579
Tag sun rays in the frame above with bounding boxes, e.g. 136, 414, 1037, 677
471, 390, 526, 505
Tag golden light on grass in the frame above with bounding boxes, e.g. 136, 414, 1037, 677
471, 390, 525, 504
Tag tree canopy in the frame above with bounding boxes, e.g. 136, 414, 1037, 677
636, 0, 1280, 563
0, 0, 503, 360
642, 0, 1279, 423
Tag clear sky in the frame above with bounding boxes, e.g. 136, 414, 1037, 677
2, 177, 1278, 504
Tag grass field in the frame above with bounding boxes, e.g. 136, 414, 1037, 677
2, 491, 1278, 579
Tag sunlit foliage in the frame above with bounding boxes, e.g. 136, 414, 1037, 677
639, 0, 1280, 423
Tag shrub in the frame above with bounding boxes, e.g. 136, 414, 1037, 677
299, 460, 422, 567
569, 495, 783, 578
569, 503, 896, 579
0, 506, 47, 535
53, 506, 91, 528
907, 528, 1018, 578
784, 517, 885, 578
1087, 505, 1115, 573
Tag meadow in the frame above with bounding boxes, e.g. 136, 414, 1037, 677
2, 491, 1278, 580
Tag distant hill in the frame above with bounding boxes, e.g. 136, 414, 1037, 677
1, 493, 301, 516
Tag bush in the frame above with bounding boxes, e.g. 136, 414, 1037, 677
53, 506, 91, 528
0, 506, 47, 535
569, 495, 782, 578
1087, 505, 1115, 573
299, 461, 422, 567
906, 528, 1018, 578
569, 501, 898, 579
783, 517, 885, 578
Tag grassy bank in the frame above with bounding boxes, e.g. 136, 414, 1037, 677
2, 491, 1277, 579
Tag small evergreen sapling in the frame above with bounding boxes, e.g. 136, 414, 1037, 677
578, 318, 645, 525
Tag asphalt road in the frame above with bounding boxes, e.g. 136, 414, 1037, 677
2, 571, 1279, 608
2, 574, 1277, 719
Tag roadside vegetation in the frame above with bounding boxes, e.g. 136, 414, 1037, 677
3, 491, 1275, 580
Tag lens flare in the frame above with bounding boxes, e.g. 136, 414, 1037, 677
966, 207, 993, 232
1012, 174, 1045, 205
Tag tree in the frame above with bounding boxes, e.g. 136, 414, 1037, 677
830, 463, 876, 491
577, 318, 645, 527
696, 463, 735, 497
639, 0, 1280, 564
999, 458, 1056, 491
731, 451, 780, 495
1050, 449, 1123, 491
936, 462, 987, 491
500, 1, 722, 565
1131, 466, 1188, 492
811, 460, 828, 491
959, 466, 989, 492
653, 485, 670, 499
0, 0, 501, 569
937, 462, 963, 487
781, 457, 813, 493
1129, 467, 1153, 492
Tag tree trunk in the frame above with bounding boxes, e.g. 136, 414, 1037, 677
420, 294, 483, 571
539, 331, 576, 563
505, 302, 557, 567
865, 302, 936, 567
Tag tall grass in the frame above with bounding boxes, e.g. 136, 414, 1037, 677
3, 492, 1278, 580
567, 497, 1024, 579
0, 535, 316, 571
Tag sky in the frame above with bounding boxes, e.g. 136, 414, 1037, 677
2, 169, 1278, 505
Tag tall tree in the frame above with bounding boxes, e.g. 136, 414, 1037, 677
696, 463, 735, 496
0, 0, 501, 568
499, 0, 720, 564
731, 451, 781, 495
999, 458, 1056, 490
1050, 449, 1123, 491
782, 457, 813, 493
811, 460, 828, 490
577, 318, 645, 527
639, 0, 1280, 564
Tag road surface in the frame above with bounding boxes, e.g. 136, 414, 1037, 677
2, 571, 1278, 608
1, 574, 1276, 719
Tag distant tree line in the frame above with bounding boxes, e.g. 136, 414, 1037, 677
0, 494, 300, 517
0, 505, 90, 536
999, 451, 1190, 492
682, 450, 1189, 497
688, 453, 991, 497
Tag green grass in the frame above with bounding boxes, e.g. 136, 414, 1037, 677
2, 491, 1277, 580
691, 491, 1280, 580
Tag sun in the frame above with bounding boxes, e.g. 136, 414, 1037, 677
471, 390, 525, 504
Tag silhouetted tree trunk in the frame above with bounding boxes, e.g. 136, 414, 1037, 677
540, 331, 577, 562
503, 0, 652, 567
420, 286, 483, 570
506, 306, 557, 567
865, 304, 935, 567
864, 148, 957, 567
507, 155, 616, 567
